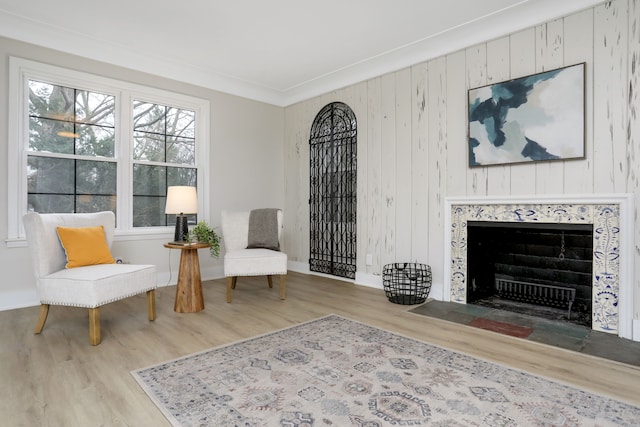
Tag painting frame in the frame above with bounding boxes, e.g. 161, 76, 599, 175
467, 62, 585, 168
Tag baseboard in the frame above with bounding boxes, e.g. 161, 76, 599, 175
0, 266, 226, 311
0, 289, 39, 311
1, 262, 361, 311
287, 260, 310, 274
354, 272, 383, 289
0, 264, 436, 312
201, 265, 225, 283
634, 319, 640, 342
289, 261, 383, 289
158, 264, 225, 288
429, 282, 444, 301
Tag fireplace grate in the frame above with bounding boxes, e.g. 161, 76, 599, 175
495, 277, 575, 319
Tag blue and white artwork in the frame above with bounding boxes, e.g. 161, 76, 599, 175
468, 63, 585, 167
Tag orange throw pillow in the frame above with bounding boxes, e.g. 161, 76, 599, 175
56, 226, 116, 268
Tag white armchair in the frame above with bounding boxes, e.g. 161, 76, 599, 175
23, 211, 157, 345
221, 209, 287, 303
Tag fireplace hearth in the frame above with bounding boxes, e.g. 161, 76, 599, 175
466, 221, 593, 327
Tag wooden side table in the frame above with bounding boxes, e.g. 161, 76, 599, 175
164, 242, 209, 313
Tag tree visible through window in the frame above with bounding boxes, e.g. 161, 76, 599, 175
132, 101, 197, 227
28, 80, 117, 214
27, 82, 198, 227
9, 57, 209, 240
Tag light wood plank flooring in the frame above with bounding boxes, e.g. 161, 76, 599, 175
1, 271, 639, 426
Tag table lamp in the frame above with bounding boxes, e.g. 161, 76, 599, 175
165, 186, 198, 243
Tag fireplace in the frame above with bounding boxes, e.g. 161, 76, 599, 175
443, 194, 634, 338
466, 221, 593, 327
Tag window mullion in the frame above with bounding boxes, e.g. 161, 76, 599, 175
117, 93, 133, 232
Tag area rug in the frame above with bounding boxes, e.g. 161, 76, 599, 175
132, 314, 640, 426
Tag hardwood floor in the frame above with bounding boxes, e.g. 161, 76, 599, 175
1, 271, 639, 426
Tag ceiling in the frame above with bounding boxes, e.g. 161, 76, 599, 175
0, 0, 602, 106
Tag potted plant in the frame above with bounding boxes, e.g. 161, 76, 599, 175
188, 221, 221, 258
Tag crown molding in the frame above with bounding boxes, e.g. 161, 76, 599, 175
281, 0, 604, 105
0, 0, 604, 107
0, 10, 285, 105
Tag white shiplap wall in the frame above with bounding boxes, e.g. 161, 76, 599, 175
283, 0, 640, 317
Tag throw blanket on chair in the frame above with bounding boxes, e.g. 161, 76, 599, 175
247, 208, 280, 251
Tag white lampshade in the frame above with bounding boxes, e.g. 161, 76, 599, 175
165, 186, 198, 214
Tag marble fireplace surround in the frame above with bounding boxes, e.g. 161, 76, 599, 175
443, 194, 634, 339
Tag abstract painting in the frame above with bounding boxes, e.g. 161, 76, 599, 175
468, 63, 585, 167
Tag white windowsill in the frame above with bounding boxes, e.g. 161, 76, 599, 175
6, 228, 176, 248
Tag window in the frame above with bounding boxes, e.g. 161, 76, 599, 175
132, 101, 197, 227
8, 57, 210, 243
27, 81, 117, 214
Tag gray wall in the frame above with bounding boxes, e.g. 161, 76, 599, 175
0, 36, 285, 309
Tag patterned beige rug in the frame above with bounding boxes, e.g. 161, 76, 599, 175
132, 314, 640, 426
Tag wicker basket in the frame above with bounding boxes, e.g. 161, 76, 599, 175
383, 263, 432, 305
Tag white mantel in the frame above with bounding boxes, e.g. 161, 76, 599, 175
443, 194, 634, 340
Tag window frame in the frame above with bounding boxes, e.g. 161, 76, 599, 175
7, 57, 210, 246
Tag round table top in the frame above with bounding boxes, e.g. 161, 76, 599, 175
163, 242, 210, 250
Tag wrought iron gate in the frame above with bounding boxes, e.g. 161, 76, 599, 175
309, 102, 357, 279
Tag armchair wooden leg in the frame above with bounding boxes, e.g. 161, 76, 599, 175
279, 275, 286, 300
88, 308, 101, 346
147, 289, 156, 321
34, 304, 50, 334
267, 275, 273, 288
226, 277, 235, 303
231, 276, 237, 289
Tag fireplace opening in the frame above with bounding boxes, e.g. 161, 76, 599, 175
467, 221, 593, 327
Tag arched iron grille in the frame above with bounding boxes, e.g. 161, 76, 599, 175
309, 102, 357, 279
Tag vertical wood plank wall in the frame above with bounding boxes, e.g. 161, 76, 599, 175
629, 0, 640, 323
283, 0, 640, 315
